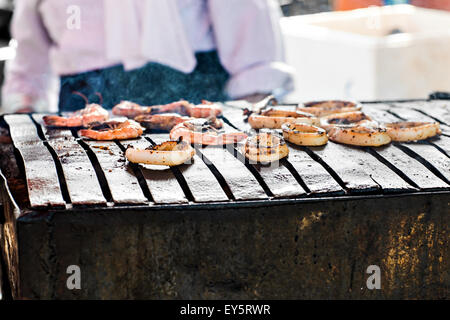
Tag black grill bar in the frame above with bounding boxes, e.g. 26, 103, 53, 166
193, 146, 235, 201
226, 144, 274, 198
75, 138, 115, 203
364, 147, 420, 190
280, 158, 312, 194
114, 140, 154, 203
413, 109, 449, 126
394, 143, 450, 185
425, 140, 449, 158
299, 146, 349, 192
144, 136, 195, 203
29, 115, 72, 205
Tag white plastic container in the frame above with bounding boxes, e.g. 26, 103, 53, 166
281, 5, 450, 102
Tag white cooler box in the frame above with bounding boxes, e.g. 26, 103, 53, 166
281, 5, 450, 102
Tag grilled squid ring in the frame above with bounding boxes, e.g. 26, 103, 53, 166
384, 122, 441, 142
297, 100, 362, 117
282, 123, 328, 146
241, 132, 289, 163
125, 139, 195, 166
248, 108, 319, 129
328, 125, 391, 147
320, 111, 377, 131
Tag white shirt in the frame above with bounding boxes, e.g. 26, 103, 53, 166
2, 0, 294, 112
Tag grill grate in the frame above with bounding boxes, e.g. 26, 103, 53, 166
1, 100, 450, 212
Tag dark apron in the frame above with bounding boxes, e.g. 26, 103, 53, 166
58, 51, 229, 112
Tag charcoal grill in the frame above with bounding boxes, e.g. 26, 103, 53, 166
0, 99, 449, 299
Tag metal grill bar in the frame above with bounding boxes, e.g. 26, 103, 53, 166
123, 138, 188, 204
147, 134, 229, 203
4, 115, 65, 208
31, 114, 107, 206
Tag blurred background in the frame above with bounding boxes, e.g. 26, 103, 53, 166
0, 0, 449, 107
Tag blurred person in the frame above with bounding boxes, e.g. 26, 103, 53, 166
1, 0, 294, 113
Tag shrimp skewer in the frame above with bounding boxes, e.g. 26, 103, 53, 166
170, 118, 247, 145
125, 139, 195, 166
79, 120, 143, 141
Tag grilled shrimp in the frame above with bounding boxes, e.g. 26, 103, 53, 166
151, 100, 222, 118
79, 120, 144, 141
113, 100, 222, 119
43, 104, 109, 127
170, 118, 246, 145
149, 100, 192, 116
134, 113, 192, 131
187, 100, 222, 118
112, 101, 152, 118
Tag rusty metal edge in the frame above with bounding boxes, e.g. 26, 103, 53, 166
15, 190, 450, 222
0, 169, 21, 299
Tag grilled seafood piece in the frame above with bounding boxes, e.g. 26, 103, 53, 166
43, 104, 109, 127
170, 118, 247, 145
186, 100, 223, 118
320, 111, 378, 131
113, 100, 222, 119
79, 120, 143, 141
242, 132, 289, 163
134, 113, 192, 131
248, 107, 319, 129
149, 100, 192, 116
244, 95, 318, 129
328, 125, 391, 147
243, 95, 278, 117
297, 100, 362, 117
282, 123, 328, 146
152, 100, 222, 118
384, 121, 441, 142
112, 101, 152, 118
125, 139, 195, 166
